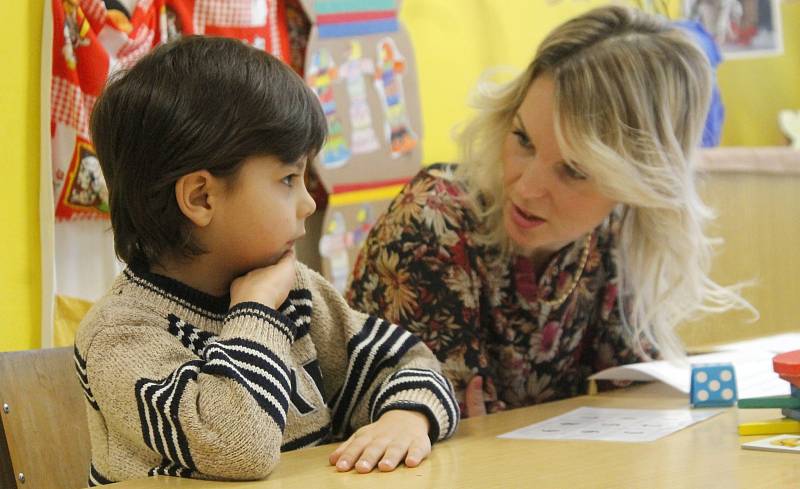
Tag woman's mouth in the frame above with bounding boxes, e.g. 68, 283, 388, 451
510, 204, 546, 230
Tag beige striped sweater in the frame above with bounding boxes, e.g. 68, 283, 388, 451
74, 262, 458, 485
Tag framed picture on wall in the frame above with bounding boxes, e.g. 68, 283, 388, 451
683, 0, 783, 58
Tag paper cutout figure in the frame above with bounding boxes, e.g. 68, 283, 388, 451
319, 212, 351, 292
308, 48, 351, 168
340, 40, 379, 155
779, 110, 800, 149
374, 37, 417, 158
319, 205, 377, 292
351, 205, 374, 245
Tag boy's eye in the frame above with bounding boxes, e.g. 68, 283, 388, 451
281, 174, 299, 187
512, 128, 534, 151
562, 162, 588, 181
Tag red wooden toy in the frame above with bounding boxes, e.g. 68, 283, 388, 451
774, 350, 800, 376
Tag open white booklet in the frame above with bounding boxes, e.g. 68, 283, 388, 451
588, 333, 800, 398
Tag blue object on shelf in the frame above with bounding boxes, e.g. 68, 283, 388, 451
672, 20, 724, 148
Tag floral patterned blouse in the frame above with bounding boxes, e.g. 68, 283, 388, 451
346, 164, 648, 414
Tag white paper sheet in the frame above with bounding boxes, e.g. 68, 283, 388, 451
498, 407, 720, 443
589, 335, 800, 398
711, 333, 800, 354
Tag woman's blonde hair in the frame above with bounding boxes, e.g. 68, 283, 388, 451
455, 5, 754, 359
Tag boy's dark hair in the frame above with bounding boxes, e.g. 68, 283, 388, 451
91, 35, 327, 266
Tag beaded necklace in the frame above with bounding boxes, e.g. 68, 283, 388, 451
540, 231, 594, 308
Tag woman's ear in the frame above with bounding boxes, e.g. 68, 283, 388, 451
174, 170, 219, 227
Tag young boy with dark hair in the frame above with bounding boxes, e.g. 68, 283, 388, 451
75, 36, 458, 485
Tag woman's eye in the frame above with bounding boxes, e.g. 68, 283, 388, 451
512, 129, 534, 150
282, 174, 298, 187
563, 163, 588, 181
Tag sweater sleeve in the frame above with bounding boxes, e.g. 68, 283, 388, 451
346, 167, 496, 412
76, 300, 296, 481
296, 264, 459, 443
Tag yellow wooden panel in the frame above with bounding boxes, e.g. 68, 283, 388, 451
679, 171, 800, 348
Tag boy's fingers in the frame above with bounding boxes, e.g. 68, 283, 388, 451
329, 439, 350, 465
334, 435, 372, 472
355, 437, 392, 473
404, 437, 431, 468
377, 441, 408, 472
464, 375, 487, 418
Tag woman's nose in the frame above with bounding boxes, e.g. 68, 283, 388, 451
516, 158, 550, 199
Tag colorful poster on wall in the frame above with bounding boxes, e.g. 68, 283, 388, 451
683, 0, 783, 58
302, 0, 423, 292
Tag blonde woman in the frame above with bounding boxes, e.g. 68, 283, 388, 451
346, 6, 752, 417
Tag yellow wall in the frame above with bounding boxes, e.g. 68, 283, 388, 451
402, 1, 800, 163
2, 0, 798, 351
0, 0, 43, 351
401, 0, 611, 164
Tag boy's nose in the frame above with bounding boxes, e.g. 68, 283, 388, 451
300, 187, 317, 218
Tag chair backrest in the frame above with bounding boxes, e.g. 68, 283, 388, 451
0, 347, 90, 489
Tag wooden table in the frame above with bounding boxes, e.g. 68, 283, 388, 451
103, 383, 799, 488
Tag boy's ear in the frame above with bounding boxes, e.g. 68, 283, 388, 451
174, 170, 220, 227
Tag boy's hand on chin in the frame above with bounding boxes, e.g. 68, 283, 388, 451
329, 410, 431, 473
229, 250, 296, 309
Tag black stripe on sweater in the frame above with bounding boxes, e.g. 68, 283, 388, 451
281, 425, 331, 452
148, 460, 193, 478
135, 360, 201, 472
88, 463, 114, 486
74, 345, 99, 411
329, 317, 420, 437
371, 369, 460, 440
279, 289, 313, 340
166, 314, 216, 356
373, 368, 459, 426
202, 338, 291, 430
226, 302, 295, 344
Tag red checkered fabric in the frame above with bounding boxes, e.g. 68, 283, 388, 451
51, 76, 96, 140
193, 0, 265, 30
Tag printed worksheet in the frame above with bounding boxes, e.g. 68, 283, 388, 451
742, 434, 800, 454
498, 407, 720, 443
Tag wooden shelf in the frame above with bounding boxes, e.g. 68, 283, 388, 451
697, 147, 800, 175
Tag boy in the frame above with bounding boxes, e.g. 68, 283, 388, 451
74, 36, 458, 485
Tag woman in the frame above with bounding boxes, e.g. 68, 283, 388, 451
346, 6, 753, 416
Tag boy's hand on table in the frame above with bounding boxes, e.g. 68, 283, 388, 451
329, 410, 431, 473
230, 250, 296, 309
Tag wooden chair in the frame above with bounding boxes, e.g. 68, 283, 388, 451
0, 347, 90, 489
